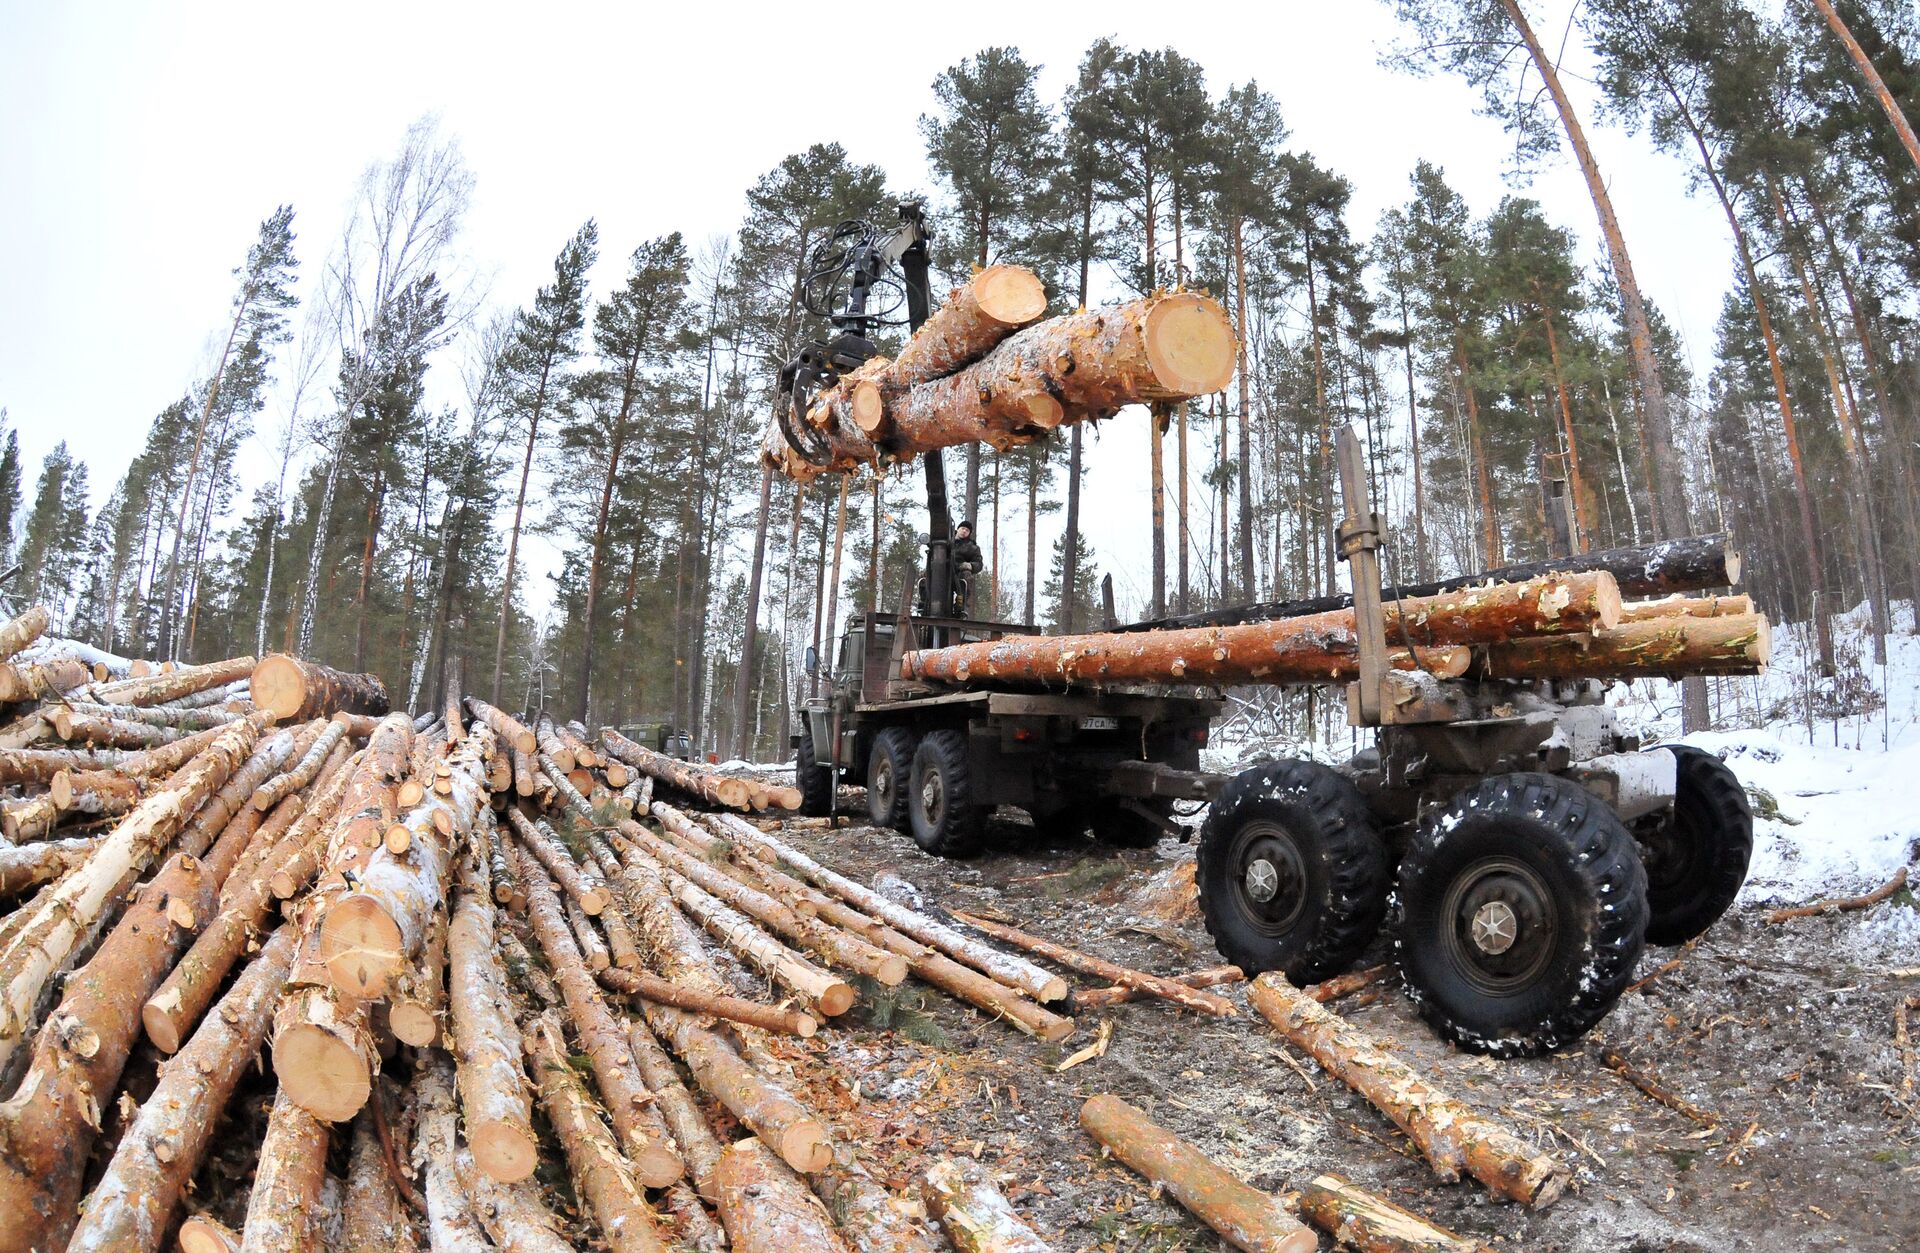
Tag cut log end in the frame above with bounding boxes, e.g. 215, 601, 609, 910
177, 1215, 240, 1253
471, 1120, 540, 1185
141, 1000, 187, 1056
974, 263, 1049, 324
1143, 291, 1236, 395
273, 1022, 373, 1124
388, 1001, 439, 1048
318, 896, 406, 999
816, 979, 857, 1017
249, 654, 309, 721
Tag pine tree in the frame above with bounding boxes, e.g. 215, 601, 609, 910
0, 415, 20, 567
17, 443, 90, 623
1042, 529, 1100, 634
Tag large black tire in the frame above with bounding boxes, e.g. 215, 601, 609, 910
907, 730, 983, 857
1638, 746, 1753, 945
866, 727, 916, 830
795, 721, 833, 817
1196, 760, 1390, 985
1395, 773, 1648, 1058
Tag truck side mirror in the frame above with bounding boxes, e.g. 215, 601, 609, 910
804, 645, 819, 677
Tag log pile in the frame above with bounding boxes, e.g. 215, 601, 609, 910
764, 274, 1236, 482
902, 551, 1769, 691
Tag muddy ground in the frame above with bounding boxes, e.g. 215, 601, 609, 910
755, 806, 1920, 1253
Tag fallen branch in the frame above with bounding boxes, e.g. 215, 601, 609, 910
1765, 866, 1909, 923
951, 910, 1235, 1017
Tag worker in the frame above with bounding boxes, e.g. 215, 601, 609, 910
952, 520, 983, 615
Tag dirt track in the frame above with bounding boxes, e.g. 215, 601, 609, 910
762, 810, 1919, 1252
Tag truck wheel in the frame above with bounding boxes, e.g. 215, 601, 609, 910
866, 728, 916, 830
1196, 760, 1389, 985
1089, 799, 1176, 849
907, 730, 982, 857
1395, 773, 1647, 1057
1637, 746, 1753, 945
795, 722, 833, 817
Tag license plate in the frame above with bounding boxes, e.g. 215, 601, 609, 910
1078, 716, 1119, 731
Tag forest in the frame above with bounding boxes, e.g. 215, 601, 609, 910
4, 0, 1917, 759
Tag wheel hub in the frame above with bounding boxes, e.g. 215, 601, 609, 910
1470, 900, 1518, 954
1245, 858, 1280, 903
1229, 821, 1308, 934
1439, 856, 1558, 995
920, 773, 944, 822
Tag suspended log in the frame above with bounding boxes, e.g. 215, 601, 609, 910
715, 816, 1068, 1003
1127, 533, 1743, 633
89, 654, 257, 707
250, 654, 390, 721
0, 658, 89, 703
62, 925, 297, 1253
1618, 594, 1754, 622
0, 834, 98, 897
1074, 965, 1245, 1010
902, 571, 1620, 689
504, 806, 611, 913
648, 1003, 832, 1173
1080, 1094, 1314, 1252
922, 1158, 1053, 1253
413, 1053, 494, 1253
447, 846, 538, 1183
1247, 974, 1570, 1207
517, 844, 685, 1186
251, 717, 348, 810
0, 715, 265, 1063
848, 265, 1050, 432
602, 727, 752, 809
238, 1091, 331, 1253
342, 1108, 418, 1253
524, 1013, 671, 1253
0, 605, 50, 661
950, 911, 1234, 1016
627, 1014, 727, 1200
464, 696, 538, 754
1293, 1173, 1494, 1253
715, 1137, 851, 1253
1478, 613, 1770, 680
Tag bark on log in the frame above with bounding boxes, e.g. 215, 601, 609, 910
627, 1014, 727, 1200
1618, 594, 1754, 621
486, 809, 526, 910
1126, 533, 1743, 633
951, 911, 1235, 1016
252, 717, 347, 810
1307, 964, 1391, 1003
504, 806, 611, 913
517, 844, 685, 1186
89, 654, 257, 707
1247, 974, 1570, 1207
1293, 1173, 1494, 1253
413, 1053, 493, 1253
850, 265, 1048, 425
0, 745, 130, 784
342, 1108, 418, 1253
922, 1158, 1053, 1252
1478, 613, 1770, 680
51, 699, 244, 734
903, 571, 1620, 689
238, 1090, 331, 1253
62, 925, 297, 1253
567, 896, 612, 971
0, 715, 264, 1062
0, 606, 49, 661
524, 1013, 670, 1253
52, 712, 180, 749
122, 722, 238, 779
387, 903, 446, 1047
715, 1137, 851, 1253
457, 1148, 574, 1253
2, 775, 137, 841
250, 653, 390, 721
0, 658, 90, 703
447, 845, 538, 1183
50, 766, 143, 811
601, 728, 753, 809
1764, 865, 1909, 923
1074, 965, 1245, 1010
1080, 1094, 1314, 1252
648, 1003, 833, 1173
599, 966, 820, 1037
714, 815, 1068, 1003
0, 835, 98, 897
464, 696, 538, 754
811, 1144, 946, 1253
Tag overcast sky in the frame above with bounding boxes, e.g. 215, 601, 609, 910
0, 1, 1736, 623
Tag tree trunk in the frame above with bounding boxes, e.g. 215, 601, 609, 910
1151, 405, 1167, 619
412, 1053, 493, 1253
576, 415, 630, 721
734, 464, 774, 758
1811, 0, 1920, 178
1537, 300, 1591, 548
492, 358, 555, 704
1234, 218, 1257, 598
449, 845, 538, 1183
715, 1138, 850, 1253
239, 1092, 331, 1253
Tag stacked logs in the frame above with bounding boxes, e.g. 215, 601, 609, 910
901, 557, 1768, 691
764, 268, 1237, 482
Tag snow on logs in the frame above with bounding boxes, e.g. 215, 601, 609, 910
1248, 973, 1571, 1208
766, 288, 1237, 482
250, 653, 391, 721
0, 605, 50, 661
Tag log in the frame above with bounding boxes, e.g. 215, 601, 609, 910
1293, 1173, 1494, 1253
599, 965, 819, 1037
811, 1144, 946, 1253
950, 911, 1235, 1016
1478, 612, 1771, 680
0, 605, 49, 661
1073, 965, 1245, 1010
627, 1014, 727, 1200
50, 765, 142, 810
1618, 593, 1754, 621
485, 809, 526, 909
1247, 974, 1570, 1207
922, 1158, 1052, 1252
271, 976, 376, 1124
178, 1216, 241, 1253
567, 895, 612, 971
51, 699, 244, 733
464, 696, 538, 754
1, 778, 135, 841
89, 654, 257, 707
412, 1053, 494, 1253
902, 571, 1621, 689
600, 895, 642, 968
714, 815, 1068, 1003
457, 1151, 573, 1253
1764, 865, 1910, 923
0, 745, 130, 785
516, 843, 685, 1186
1307, 963, 1391, 1003
447, 845, 538, 1183
0, 834, 98, 897
123, 721, 241, 779
524, 1013, 671, 1253
601, 727, 753, 809
238, 1091, 331, 1253
62, 925, 297, 1253
51, 711, 179, 749
1079, 1094, 1314, 1252
714, 1137, 850, 1253
1125, 532, 1744, 633
848, 265, 1050, 431
0, 657, 89, 703
251, 716, 347, 810
342, 1108, 418, 1253
386, 902, 446, 1047
504, 806, 611, 913
648, 1003, 833, 1173
0, 715, 265, 1062
250, 653, 390, 721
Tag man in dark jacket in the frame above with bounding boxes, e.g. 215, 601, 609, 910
951, 520, 983, 614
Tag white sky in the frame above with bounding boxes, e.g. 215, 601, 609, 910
0, 1, 1734, 624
